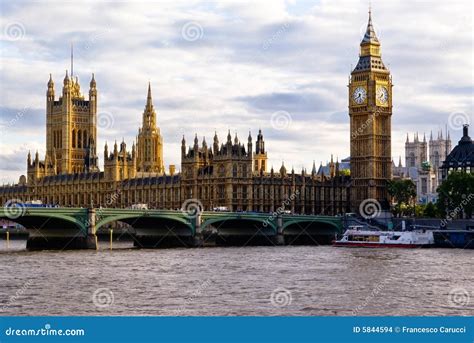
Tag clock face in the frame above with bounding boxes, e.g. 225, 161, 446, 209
352, 86, 367, 104
376, 86, 389, 104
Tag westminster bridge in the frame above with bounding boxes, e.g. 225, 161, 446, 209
0, 207, 343, 250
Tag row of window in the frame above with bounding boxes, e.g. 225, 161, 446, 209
72, 129, 89, 148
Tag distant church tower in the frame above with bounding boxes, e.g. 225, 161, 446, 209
136, 83, 165, 173
45, 68, 98, 174
405, 133, 427, 168
349, 8, 392, 210
429, 130, 451, 171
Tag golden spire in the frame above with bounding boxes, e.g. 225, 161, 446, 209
71, 42, 74, 78
361, 5, 379, 45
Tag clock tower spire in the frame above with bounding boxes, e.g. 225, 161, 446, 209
349, 8, 392, 213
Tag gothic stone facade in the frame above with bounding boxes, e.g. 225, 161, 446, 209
349, 9, 392, 210
1, 129, 350, 215
0, 12, 395, 215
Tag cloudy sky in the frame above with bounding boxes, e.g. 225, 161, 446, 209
0, 0, 472, 183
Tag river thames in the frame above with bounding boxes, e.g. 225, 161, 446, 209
0, 240, 472, 316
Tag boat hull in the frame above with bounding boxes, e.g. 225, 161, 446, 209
333, 241, 428, 248
433, 230, 474, 249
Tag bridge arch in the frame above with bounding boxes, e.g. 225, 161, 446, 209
95, 212, 194, 236
281, 217, 342, 245
201, 215, 277, 245
0, 208, 87, 233
201, 216, 278, 234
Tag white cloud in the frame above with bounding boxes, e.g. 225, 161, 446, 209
0, 0, 472, 182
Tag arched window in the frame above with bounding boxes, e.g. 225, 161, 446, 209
83, 130, 87, 148
409, 152, 415, 167
78, 130, 82, 148
72, 129, 76, 148
219, 165, 225, 177
233, 164, 238, 177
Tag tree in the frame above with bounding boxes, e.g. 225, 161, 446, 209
415, 204, 425, 217
423, 202, 438, 218
339, 169, 350, 176
436, 172, 474, 219
387, 179, 417, 217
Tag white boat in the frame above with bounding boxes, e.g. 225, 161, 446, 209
333, 226, 434, 248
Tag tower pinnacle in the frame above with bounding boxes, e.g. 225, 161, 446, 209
146, 82, 153, 109
70, 43, 74, 78
362, 6, 379, 44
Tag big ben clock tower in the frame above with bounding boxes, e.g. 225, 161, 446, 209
349, 8, 392, 212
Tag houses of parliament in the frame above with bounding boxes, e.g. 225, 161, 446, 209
0, 11, 392, 215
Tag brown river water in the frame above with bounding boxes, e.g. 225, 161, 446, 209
0, 240, 472, 316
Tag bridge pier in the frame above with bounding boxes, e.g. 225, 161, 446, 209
27, 235, 97, 251
26, 208, 97, 251
87, 208, 98, 250
192, 212, 204, 247
274, 215, 285, 245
